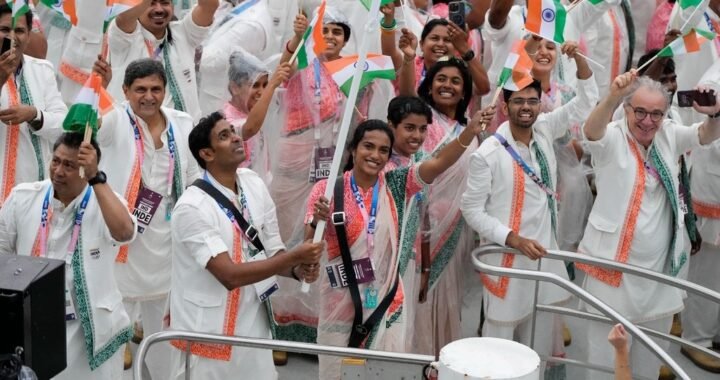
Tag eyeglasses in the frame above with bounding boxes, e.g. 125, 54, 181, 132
508, 98, 541, 106
627, 105, 665, 122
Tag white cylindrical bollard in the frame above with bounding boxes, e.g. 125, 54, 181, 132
437, 337, 540, 380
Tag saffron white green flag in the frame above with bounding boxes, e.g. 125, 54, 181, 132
525, 0, 567, 43
297, 0, 328, 69
658, 28, 716, 57
104, 0, 142, 32
9, 0, 30, 28
39, 0, 78, 26
359, 0, 394, 11
498, 40, 534, 91
324, 54, 396, 96
63, 73, 114, 138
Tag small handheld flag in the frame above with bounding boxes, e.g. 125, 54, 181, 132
39, 0, 78, 26
62, 73, 114, 139
324, 54, 396, 96
104, 0, 142, 32
293, 0, 328, 69
359, 0, 394, 11
658, 28, 716, 57
9, 0, 30, 28
525, 0, 567, 44
498, 39, 534, 91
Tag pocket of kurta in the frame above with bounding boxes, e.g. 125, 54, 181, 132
94, 292, 129, 349
182, 291, 223, 333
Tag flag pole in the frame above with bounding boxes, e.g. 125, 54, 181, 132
636, 50, 663, 72
289, 35, 307, 66
480, 87, 503, 131
300, 0, 384, 293
79, 120, 91, 178
566, 0, 585, 13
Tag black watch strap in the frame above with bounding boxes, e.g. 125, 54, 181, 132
709, 111, 720, 119
462, 49, 475, 62
88, 171, 106, 186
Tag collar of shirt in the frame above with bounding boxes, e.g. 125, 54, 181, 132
51, 184, 89, 215
204, 170, 241, 206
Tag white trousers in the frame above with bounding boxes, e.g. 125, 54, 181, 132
52, 320, 123, 380
585, 316, 672, 380
125, 297, 171, 380
682, 242, 720, 347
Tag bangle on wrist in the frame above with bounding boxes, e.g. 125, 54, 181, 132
456, 135, 470, 149
380, 18, 397, 30
285, 41, 296, 54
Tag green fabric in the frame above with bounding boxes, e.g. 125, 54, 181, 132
162, 45, 187, 112
19, 73, 44, 181
679, 156, 699, 244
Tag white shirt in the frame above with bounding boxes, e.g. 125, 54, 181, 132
689, 140, 720, 247
584, 5, 631, 98
98, 104, 200, 299
107, 14, 209, 122
169, 169, 284, 376
0, 56, 68, 202
0, 180, 137, 369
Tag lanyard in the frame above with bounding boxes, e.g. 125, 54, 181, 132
203, 171, 252, 227
230, 0, 259, 16
313, 58, 322, 102
126, 107, 177, 196
494, 133, 557, 198
704, 13, 720, 54
144, 39, 166, 61
349, 175, 380, 257
38, 186, 92, 258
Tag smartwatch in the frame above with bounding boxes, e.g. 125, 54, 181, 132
88, 171, 107, 186
461, 50, 475, 62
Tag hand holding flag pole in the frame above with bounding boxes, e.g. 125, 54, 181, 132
636, 28, 716, 73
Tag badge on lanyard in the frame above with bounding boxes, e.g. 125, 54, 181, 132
364, 285, 378, 309
309, 146, 335, 183
133, 187, 163, 234
249, 251, 279, 301
325, 257, 376, 288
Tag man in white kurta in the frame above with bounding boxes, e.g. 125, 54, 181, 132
107, 0, 218, 122
198, 0, 276, 116
97, 58, 200, 379
579, 73, 720, 379
169, 112, 322, 379
0, 133, 137, 379
0, 6, 67, 205
462, 49, 597, 365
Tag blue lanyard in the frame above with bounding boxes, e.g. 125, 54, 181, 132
39, 186, 92, 257
313, 58, 322, 100
126, 107, 178, 194
350, 175, 380, 255
230, 0, 259, 16
493, 133, 557, 198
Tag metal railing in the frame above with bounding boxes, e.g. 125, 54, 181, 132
472, 245, 720, 380
133, 331, 436, 380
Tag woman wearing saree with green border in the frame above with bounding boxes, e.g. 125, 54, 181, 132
306, 115, 485, 379
397, 28, 480, 355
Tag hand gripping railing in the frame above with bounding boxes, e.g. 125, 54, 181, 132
471, 245, 720, 380
133, 331, 436, 380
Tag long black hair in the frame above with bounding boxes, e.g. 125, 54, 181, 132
343, 120, 395, 172
417, 57, 473, 125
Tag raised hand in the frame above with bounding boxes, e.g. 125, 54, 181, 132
447, 20, 470, 55
692, 86, 720, 116
293, 14, 309, 39
609, 70, 638, 100
398, 28, 418, 59
269, 63, 292, 89
560, 41, 580, 59
92, 54, 112, 89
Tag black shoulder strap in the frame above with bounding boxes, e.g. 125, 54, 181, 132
192, 179, 266, 253
332, 179, 400, 348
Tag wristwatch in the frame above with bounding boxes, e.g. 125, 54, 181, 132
88, 171, 107, 186
709, 111, 720, 119
28, 109, 43, 131
461, 49, 475, 62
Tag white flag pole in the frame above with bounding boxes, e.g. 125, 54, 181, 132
301, 0, 383, 292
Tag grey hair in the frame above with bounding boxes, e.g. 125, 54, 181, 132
622, 76, 671, 110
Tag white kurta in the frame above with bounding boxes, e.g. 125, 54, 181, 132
0, 56, 68, 199
580, 120, 702, 322
98, 104, 200, 300
199, 0, 275, 116
462, 76, 598, 324
584, 5, 631, 98
169, 169, 285, 379
0, 180, 137, 379
107, 15, 209, 122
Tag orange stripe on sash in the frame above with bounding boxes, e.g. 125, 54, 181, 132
481, 163, 524, 299
59, 61, 90, 86
1, 79, 21, 205
577, 137, 645, 287
693, 199, 720, 219
115, 146, 143, 263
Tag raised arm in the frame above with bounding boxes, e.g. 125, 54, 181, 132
487, 0, 514, 30
280, 14, 308, 66
191, 0, 219, 27
241, 63, 291, 141
584, 71, 637, 142
380, 3, 403, 71
79, 142, 136, 242
696, 88, 720, 146
466, 0, 491, 29
115, 0, 151, 34
397, 28, 418, 97
418, 109, 492, 183
447, 21, 490, 96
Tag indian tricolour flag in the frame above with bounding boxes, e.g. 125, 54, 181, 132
297, 0, 328, 70
525, 0, 567, 43
658, 28, 716, 57
9, 0, 30, 28
498, 40, 534, 91
39, 0, 78, 26
359, 0, 394, 11
324, 54, 396, 96
104, 0, 142, 32
63, 73, 114, 138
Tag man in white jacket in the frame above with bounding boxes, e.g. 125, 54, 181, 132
0, 133, 137, 379
579, 72, 720, 379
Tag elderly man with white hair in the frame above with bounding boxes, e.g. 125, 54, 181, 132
577, 71, 720, 379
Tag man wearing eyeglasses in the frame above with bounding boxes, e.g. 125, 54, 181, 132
578, 71, 720, 380
461, 42, 597, 375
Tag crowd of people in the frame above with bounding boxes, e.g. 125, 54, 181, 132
0, 0, 719, 379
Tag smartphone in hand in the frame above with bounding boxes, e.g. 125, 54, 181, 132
449, 1, 466, 30
677, 89, 717, 107
0, 37, 11, 55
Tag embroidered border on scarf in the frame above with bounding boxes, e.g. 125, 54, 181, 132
59, 61, 90, 85
693, 199, 720, 219
481, 163, 524, 299
576, 137, 646, 287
